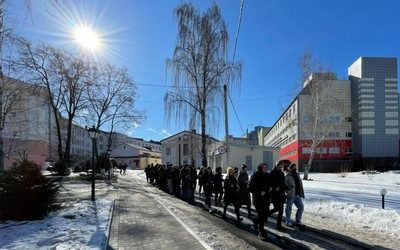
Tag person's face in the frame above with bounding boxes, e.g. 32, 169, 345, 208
262, 165, 267, 173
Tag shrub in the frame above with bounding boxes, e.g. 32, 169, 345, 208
73, 165, 82, 173
53, 161, 67, 176
0, 160, 59, 221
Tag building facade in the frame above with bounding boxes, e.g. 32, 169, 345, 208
161, 130, 218, 167
265, 57, 399, 172
348, 57, 398, 170
208, 141, 279, 172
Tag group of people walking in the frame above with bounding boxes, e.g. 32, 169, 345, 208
249, 160, 305, 238
144, 159, 305, 239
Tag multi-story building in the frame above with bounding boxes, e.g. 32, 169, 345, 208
110, 132, 161, 152
264, 73, 352, 172
2, 78, 52, 170
265, 57, 398, 172
348, 57, 398, 170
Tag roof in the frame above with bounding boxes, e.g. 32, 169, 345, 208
160, 130, 219, 143
126, 143, 150, 151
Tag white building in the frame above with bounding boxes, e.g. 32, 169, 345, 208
110, 142, 161, 169
208, 141, 279, 172
161, 130, 218, 168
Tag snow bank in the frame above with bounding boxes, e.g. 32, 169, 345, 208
0, 198, 113, 250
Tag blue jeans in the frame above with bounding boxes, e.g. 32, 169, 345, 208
285, 195, 304, 224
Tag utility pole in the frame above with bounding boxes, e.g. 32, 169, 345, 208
223, 85, 229, 168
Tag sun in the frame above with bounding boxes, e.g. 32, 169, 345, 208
73, 25, 101, 50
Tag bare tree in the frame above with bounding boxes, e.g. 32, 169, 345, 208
298, 50, 348, 180
0, 0, 70, 171
165, 3, 241, 167
17, 39, 94, 174
82, 60, 145, 156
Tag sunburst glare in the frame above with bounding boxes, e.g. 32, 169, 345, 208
73, 25, 101, 51
32, 1, 129, 61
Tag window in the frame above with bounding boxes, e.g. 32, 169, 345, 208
345, 132, 352, 138
183, 144, 189, 156
166, 147, 171, 155
329, 147, 340, 154
386, 128, 399, 135
346, 147, 353, 154
346, 117, 352, 122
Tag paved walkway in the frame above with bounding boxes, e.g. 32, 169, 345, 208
107, 175, 206, 250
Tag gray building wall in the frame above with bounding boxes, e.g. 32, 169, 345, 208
348, 57, 398, 164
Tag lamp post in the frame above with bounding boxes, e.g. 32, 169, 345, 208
380, 188, 387, 209
87, 125, 99, 201
106, 149, 111, 183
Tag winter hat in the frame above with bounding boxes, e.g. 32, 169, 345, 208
227, 167, 234, 176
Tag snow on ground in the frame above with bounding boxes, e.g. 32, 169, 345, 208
0, 172, 116, 250
0, 198, 113, 250
298, 171, 400, 248
2, 169, 398, 249
136, 169, 400, 248
133, 170, 255, 250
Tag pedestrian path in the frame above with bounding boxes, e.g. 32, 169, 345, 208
107, 175, 206, 250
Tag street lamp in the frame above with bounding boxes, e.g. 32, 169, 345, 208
86, 125, 99, 201
106, 149, 111, 183
380, 188, 387, 209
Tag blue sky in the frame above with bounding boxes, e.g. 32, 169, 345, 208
7, 0, 400, 141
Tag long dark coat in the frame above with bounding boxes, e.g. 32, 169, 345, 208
269, 167, 286, 204
223, 175, 239, 204
202, 171, 214, 195
213, 172, 223, 193
237, 170, 251, 206
248, 171, 270, 207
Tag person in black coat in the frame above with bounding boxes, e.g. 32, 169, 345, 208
237, 164, 252, 218
248, 163, 271, 239
202, 167, 214, 212
223, 167, 242, 223
189, 165, 197, 203
198, 166, 205, 195
172, 165, 181, 197
268, 160, 290, 231
213, 167, 224, 206
181, 164, 191, 201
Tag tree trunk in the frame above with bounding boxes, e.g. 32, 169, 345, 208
304, 147, 316, 180
64, 118, 73, 174
201, 110, 207, 168
0, 3, 4, 172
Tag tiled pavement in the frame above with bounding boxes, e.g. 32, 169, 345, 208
107, 176, 206, 250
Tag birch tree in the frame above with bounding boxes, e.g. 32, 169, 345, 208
298, 50, 347, 180
165, 3, 241, 167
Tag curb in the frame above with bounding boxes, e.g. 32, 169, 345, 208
104, 199, 116, 250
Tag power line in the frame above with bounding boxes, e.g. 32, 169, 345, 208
232, 0, 245, 62
228, 91, 246, 137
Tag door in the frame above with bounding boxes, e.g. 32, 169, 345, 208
263, 151, 273, 171
245, 155, 252, 171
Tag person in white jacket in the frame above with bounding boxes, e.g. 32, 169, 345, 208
285, 164, 305, 228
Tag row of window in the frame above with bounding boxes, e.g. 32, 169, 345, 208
281, 149, 297, 159
165, 144, 190, 156
301, 147, 342, 154
130, 141, 161, 150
